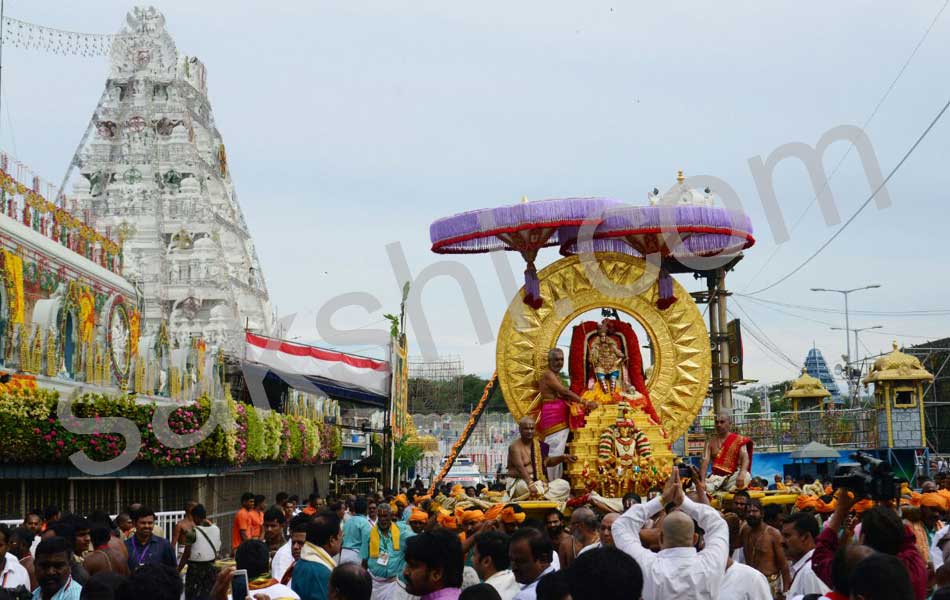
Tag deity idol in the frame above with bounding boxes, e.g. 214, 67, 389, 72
590, 321, 626, 393
596, 400, 653, 495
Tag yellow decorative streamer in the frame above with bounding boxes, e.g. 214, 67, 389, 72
77, 288, 95, 345
3, 250, 24, 325
128, 309, 140, 358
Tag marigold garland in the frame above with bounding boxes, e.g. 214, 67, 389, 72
428, 371, 497, 496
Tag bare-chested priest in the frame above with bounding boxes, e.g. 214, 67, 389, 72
506, 416, 576, 499
537, 348, 597, 481
700, 413, 753, 493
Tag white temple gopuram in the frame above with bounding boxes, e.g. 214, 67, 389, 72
64, 6, 274, 355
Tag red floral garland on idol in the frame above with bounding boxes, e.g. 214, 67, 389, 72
428, 372, 497, 496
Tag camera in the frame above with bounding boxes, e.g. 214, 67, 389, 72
831, 451, 900, 501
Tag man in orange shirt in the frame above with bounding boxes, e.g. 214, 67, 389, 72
251, 495, 266, 540
302, 494, 322, 516
233, 492, 256, 551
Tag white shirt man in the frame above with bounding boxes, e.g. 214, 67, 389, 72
271, 540, 293, 583
719, 561, 771, 600
786, 548, 829, 598
189, 523, 221, 563
512, 565, 554, 600
485, 570, 521, 600
1, 553, 31, 590
613, 494, 729, 600
931, 523, 950, 568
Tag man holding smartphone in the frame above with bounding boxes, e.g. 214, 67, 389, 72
233, 539, 299, 600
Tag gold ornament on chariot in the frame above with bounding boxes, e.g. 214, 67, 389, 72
496, 253, 711, 441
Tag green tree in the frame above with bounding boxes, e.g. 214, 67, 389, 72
747, 396, 762, 414
393, 434, 425, 477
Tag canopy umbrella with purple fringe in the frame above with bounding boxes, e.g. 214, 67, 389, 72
429, 197, 624, 309
558, 204, 755, 309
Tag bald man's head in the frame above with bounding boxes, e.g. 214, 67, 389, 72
518, 417, 535, 441
661, 510, 695, 549
569, 508, 598, 535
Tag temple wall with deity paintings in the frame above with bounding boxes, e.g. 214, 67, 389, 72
0, 200, 223, 401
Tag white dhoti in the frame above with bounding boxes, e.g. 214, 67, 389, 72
371, 576, 398, 600
707, 471, 748, 496
505, 476, 545, 501
340, 547, 361, 564
544, 428, 570, 482
506, 476, 529, 500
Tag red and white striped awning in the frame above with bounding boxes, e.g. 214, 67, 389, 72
244, 333, 391, 397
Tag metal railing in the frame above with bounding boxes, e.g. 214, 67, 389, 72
694, 408, 880, 452
0, 510, 184, 543
334, 477, 379, 496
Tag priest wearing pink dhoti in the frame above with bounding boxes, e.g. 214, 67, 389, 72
535, 348, 597, 481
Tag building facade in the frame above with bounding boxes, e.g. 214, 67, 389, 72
66, 7, 273, 356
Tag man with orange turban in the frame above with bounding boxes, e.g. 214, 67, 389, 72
408, 508, 428, 534
437, 512, 458, 531
918, 492, 948, 565
461, 509, 485, 540
499, 505, 526, 536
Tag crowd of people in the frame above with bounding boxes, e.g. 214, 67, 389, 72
6, 466, 950, 600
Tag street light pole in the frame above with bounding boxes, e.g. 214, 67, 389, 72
832, 325, 884, 361
831, 325, 883, 397
811, 285, 881, 405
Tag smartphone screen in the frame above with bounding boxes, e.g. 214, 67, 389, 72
231, 569, 249, 600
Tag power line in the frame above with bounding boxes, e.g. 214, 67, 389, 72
729, 308, 798, 371
732, 310, 798, 368
738, 292, 936, 342
740, 324, 800, 371
744, 0, 950, 288
737, 296, 839, 328
745, 93, 950, 296
737, 294, 950, 317
730, 298, 800, 370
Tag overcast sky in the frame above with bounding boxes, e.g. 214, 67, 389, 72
3, 1, 949, 388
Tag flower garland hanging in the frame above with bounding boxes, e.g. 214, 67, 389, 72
428, 372, 497, 495
0, 169, 121, 263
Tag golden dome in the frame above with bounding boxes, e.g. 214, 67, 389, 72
863, 341, 933, 384
784, 368, 832, 399
407, 434, 440, 453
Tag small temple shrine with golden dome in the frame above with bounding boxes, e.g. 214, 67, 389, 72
784, 368, 833, 413
864, 341, 934, 449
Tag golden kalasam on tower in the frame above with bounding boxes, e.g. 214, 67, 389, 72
496, 253, 711, 495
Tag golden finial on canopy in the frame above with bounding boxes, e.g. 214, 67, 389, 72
677, 170, 685, 184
